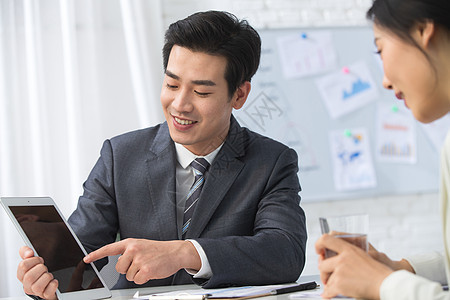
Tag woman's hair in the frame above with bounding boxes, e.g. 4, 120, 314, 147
162, 11, 261, 98
367, 0, 450, 44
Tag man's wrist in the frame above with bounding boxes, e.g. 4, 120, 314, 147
180, 240, 202, 271
185, 239, 213, 279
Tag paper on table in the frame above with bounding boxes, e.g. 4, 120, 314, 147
289, 289, 354, 299
133, 291, 207, 300
131, 283, 301, 300
289, 292, 352, 299
289, 290, 323, 299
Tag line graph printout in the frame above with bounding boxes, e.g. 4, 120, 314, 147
315, 61, 379, 119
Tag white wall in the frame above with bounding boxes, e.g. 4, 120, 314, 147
0, 1, 165, 297
161, 0, 444, 276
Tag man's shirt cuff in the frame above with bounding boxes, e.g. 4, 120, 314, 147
185, 239, 213, 279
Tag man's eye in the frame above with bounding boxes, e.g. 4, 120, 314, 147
166, 83, 178, 89
195, 91, 211, 96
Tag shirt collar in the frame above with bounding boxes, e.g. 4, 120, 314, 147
174, 142, 224, 169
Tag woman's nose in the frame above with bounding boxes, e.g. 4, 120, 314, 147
382, 74, 393, 90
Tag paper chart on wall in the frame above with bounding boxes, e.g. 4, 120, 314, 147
329, 128, 377, 191
276, 30, 337, 79
234, 78, 321, 173
315, 61, 379, 119
376, 103, 417, 164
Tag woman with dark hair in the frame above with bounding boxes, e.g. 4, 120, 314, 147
315, 0, 450, 299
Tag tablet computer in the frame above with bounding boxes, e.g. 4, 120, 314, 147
1, 196, 111, 300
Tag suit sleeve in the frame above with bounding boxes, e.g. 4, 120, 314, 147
68, 140, 119, 263
194, 147, 307, 288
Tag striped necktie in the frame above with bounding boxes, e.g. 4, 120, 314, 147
182, 158, 210, 239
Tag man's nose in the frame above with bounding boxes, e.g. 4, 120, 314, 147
172, 89, 193, 112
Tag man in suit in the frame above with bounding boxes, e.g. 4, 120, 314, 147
17, 11, 307, 299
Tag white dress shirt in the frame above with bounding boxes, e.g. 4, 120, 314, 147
174, 142, 223, 279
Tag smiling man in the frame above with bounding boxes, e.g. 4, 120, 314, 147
161, 45, 245, 156
17, 11, 307, 299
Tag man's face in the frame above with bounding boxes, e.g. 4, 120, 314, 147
161, 45, 241, 156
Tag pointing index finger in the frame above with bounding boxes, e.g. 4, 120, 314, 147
83, 241, 126, 263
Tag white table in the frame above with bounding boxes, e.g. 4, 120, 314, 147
0, 275, 348, 300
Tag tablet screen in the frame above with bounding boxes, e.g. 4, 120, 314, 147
10, 205, 105, 293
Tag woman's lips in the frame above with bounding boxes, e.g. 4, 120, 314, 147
395, 92, 409, 108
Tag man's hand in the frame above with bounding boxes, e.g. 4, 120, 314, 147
17, 246, 58, 300
83, 239, 201, 285
315, 234, 393, 300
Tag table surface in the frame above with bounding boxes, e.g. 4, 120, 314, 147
0, 275, 350, 300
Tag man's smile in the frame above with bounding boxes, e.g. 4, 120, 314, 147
172, 115, 198, 127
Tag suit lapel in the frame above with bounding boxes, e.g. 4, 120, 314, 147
186, 116, 246, 238
145, 123, 178, 241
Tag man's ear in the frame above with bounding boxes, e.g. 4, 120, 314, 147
232, 81, 251, 110
416, 21, 436, 49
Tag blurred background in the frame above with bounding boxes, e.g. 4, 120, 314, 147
0, 0, 444, 297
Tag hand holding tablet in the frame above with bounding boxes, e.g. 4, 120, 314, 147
1, 197, 111, 300
18, 245, 59, 300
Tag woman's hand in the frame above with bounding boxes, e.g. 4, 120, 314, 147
368, 243, 415, 273
316, 234, 393, 299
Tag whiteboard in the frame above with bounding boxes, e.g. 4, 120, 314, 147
234, 26, 440, 202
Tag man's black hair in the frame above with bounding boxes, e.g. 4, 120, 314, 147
163, 11, 261, 98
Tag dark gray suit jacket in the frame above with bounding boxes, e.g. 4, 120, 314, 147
68, 116, 307, 289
